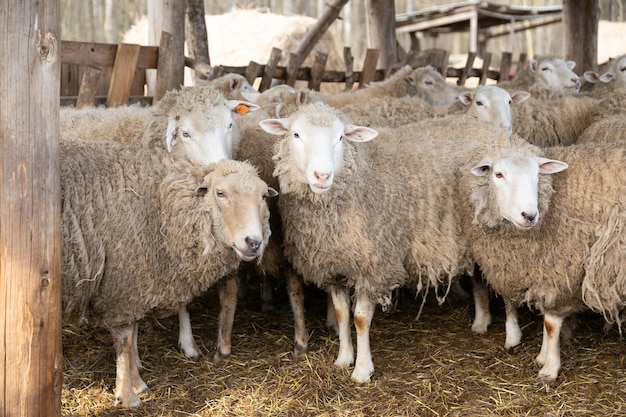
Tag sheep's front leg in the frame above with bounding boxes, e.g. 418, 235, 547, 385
111, 322, 146, 408
351, 295, 375, 383
470, 275, 492, 334
536, 312, 564, 383
286, 268, 308, 357
178, 306, 201, 359
503, 298, 522, 352
330, 285, 354, 368
214, 273, 238, 362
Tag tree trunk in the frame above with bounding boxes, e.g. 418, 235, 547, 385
148, 0, 185, 95
185, 0, 210, 81
563, 0, 599, 73
0, 1, 63, 416
365, 0, 397, 70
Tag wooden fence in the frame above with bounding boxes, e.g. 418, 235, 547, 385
61, 36, 528, 108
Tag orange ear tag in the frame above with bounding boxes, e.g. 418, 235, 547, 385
235, 104, 250, 116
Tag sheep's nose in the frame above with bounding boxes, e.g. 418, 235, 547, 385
315, 171, 330, 181
246, 237, 261, 252
522, 211, 537, 223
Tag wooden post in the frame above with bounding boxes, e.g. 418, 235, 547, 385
562, 0, 599, 73
365, 0, 397, 70
0, 1, 63, 416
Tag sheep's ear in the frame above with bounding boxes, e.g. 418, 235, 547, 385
227, 100, 259, 116
343, 125, 378, 143
296, 90, 309, 106
230, 77, 241, 90
565, 60, 576, 70
470, 158, 493, 177
511, 91, 531, 104
599, 71, 616, 83
266, 187, 278, 198
529, 59, 539, 73
537, 157, 568, 174
196, 185, 209, 197
259, 118, 290, 135
458, 91, 474, 105
584, 71, 600, 83
165, 118, 178, 152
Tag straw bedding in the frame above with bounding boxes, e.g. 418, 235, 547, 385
62, 280, 626, 416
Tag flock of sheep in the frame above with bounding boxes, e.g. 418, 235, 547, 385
60, 52, 626, 408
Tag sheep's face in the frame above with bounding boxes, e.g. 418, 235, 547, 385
260, 107, 377, 194
165, 100, 257, 166
458, 86, 530, 137
530, 58, 581, 94
201, 162, 278, 262
597, 55, 626, 88
470, 153, 568, 230
407, 67, 459, 110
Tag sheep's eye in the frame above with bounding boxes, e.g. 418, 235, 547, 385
508, 99, 512, 105
228, 121, 233, 129
216, 189, 226, 198
293, 132, 300, 139
541, 67, 550, 72
424, 79, 434, 86
621, 67, 626, 72
495, 172, 504, 179
182, 131, 191, 138
476, 101, 484, 106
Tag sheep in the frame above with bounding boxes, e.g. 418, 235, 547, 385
577, 90, 626, 145
510, 91, 598, 147
498, 56, 581, 95
260, 104, 502, 383
60, 103, 151, 144
339, 85, 530, 133
457, 137, 626, 383
583, 54, 626, 97
323, 65, 460, 111
61, 139, 277, 408
196, 72, 261, 101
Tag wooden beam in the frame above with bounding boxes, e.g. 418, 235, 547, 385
0, 1, 62, 415
106, 43, 141, 107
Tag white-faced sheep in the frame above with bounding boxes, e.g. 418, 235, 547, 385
583, 54, 626, 97
196, 73, 261, 101
339, 85, 529, 133
260, 105, 509, 383
499, 56, 581, 95
61, 139, 277, 408
323, 65, 460, 111
458, 137, 626, 383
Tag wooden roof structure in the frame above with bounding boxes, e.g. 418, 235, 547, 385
395, 1, 563, 53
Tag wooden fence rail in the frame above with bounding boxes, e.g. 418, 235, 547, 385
61, 37, 528, 108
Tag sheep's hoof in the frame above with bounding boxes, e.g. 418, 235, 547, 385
115, 392, 142, 408
213, 349, 230, 363
505, 343, 523, 355
293, 342, 308, 359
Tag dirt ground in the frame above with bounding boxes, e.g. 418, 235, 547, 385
61, 277, 626, 417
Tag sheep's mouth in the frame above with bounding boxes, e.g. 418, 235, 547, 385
512, 220, 537, 230
310, 184, 331, 193
234, 247, 261, 262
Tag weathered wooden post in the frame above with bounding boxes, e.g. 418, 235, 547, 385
0, 1, 63, 416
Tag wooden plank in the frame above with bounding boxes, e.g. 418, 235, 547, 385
479, 52, 492, 85
154, 31, 178, 104
245, 61, 263, 86
499, 52, 513, 82
285, 52, 299, 87
259, 47, 282, 92
308, 52, 328, 91
76, 65, 103, 108
1, 2, 62, 415
359, 48, 380, 88
61, 40, 159, 69
457, 51, 476, 86
106, 43, 141, 107
343, 47, 355, 91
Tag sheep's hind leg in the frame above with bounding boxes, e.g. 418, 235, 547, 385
503, 298, 522, 352
111, 322, 144, 408
286, 267, 308, 357
470, 275, 492, 334
178, 305, 201, 359
214, 273, 238, 362
351, 295, 375, 383
536, 312, 563, 383
330, 285, 354, 368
